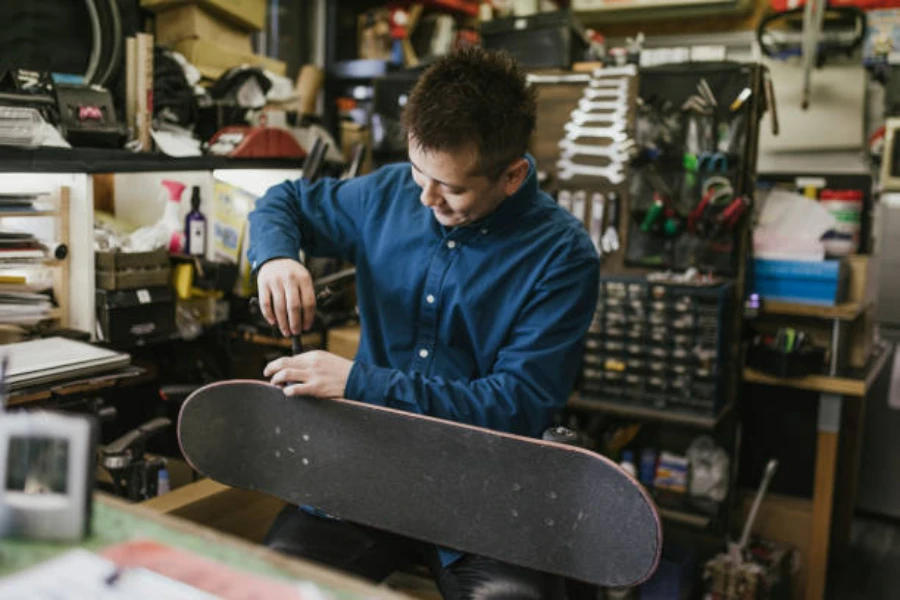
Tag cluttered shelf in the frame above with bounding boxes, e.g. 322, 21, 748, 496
0, 146, 304, 174
0, 210, 57, 218
759, 299, 870, 321
742, 341, 891, 396
658, 507, 712, 529
568, 393, 733, 430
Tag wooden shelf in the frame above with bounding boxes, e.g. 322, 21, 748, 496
658, 507, 712, 529
759, 300, 869, 321
568, 394, 732, 430
231, 330, 324, 350
742, 343, 891, 397
0, 210, 56, 218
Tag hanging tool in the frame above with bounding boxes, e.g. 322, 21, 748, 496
583, 87, 629, 101
565, 122, 629, 139
556, 159, 625, 184
589, 79, 629, 90
570, 107, 629, 124
590, 192, 606, 256
559, 138, 634, 161
731, 460, 778, 563
601, 191, 621, 253
591, 65, 638, 79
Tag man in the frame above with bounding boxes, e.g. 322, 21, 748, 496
248, 48, 600, 600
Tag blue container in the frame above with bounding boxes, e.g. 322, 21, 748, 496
753, 259, 848, 306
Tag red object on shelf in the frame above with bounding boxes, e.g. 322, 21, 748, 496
209, 126, 307, 159
394, 0, 479, 16
770, 0, 900, 10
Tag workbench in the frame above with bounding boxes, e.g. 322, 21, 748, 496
0, 492, 411, 599
743, 340, 891, 600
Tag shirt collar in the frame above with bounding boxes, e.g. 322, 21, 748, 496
467, 154, 538, 235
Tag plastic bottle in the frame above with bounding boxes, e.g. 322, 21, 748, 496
185, 186, 207, 256
157, 467, 170, 496
619, 450, 637, 478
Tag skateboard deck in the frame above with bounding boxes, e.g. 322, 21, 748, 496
178, 381, 662, 587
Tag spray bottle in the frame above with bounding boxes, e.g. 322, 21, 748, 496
160, 180, 186, 253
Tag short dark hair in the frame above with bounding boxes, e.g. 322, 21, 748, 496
402, 47, 537, 179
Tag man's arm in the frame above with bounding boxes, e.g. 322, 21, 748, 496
248, 175, 369, 270
345, 249, 600, 438
249, 176, 369, 334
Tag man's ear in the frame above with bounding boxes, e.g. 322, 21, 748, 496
501, 158, 529, 196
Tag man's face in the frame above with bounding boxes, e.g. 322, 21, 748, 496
408, 136, 508, 228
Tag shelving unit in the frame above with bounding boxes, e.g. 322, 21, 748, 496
759, 300, 870, 321
0, 186, 70, 331
569, 393, 733, 431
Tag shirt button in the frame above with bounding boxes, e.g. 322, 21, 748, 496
419, 348, 429, 358
447, 240, 457, 249
426, 294, 435, 304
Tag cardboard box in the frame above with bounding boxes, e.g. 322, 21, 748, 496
739, 491, 809, 600
339, 122, 374, 175
155, 4, 252, 54
140, 0, 266, 31
173, 38, 286, 80
847, 254, 877, 306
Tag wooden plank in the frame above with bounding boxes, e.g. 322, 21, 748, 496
831, 396, 866, 561
738, 491, 813, 600
743, 368, 865, 396
142, 478, 287, 544
760, 300, 868, 321
808, 430, 839, 600
328, 324, 361, 360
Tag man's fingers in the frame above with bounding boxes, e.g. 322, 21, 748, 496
270, 368, 306, 386
263, 357, 285, 378
284, 383, 314, 397
298, 273, 317, 332
258, 286, 275, 326
284, 283, 303, 335
270, 285, 290, 336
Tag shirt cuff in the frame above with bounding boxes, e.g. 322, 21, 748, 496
344, 361, 392, 406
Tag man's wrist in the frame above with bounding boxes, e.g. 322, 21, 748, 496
345, 361, 392, 406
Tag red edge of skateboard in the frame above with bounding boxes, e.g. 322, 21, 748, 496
178, 380, 664, 585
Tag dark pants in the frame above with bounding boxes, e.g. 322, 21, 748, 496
264, 505, 571, 600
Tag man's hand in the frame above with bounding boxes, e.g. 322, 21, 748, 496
264, 351, 353, 398
257, 258, 316, 336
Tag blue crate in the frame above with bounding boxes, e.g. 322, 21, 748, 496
752, 259, 848, 306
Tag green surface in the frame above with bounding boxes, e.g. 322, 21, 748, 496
0, 499, 366, 599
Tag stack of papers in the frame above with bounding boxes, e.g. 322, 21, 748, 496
3, 337, 130, 391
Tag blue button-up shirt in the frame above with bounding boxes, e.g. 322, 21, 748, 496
249, 155, 600, 563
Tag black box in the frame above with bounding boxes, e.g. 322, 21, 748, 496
480, 10, 588, 69
96, 287, 176, 346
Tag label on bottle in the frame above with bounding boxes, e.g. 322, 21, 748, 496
188, 220, 206, 256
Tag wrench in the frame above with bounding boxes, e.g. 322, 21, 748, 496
583, 87, 629, 101
557, 189, 573, 213
570, 107, 629, 125
559, 139, 629, 161
591, 65, 637, 78
556, 159, 625, 184
565, 122, 628, 139
578, 98, 630, 118
601, 191, 621, 253
589, 78, 629, 90
565, 128, 630, 144
589, 192, 606, 256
